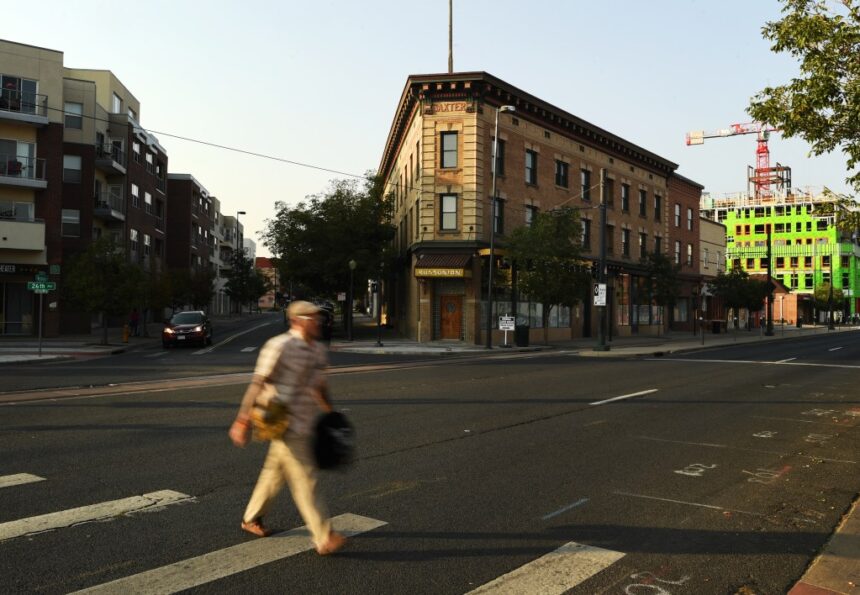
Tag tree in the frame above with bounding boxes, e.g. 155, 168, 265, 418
742, 277, 771, 329
63, 237, 142, 345
188, 267, 216, 310
506, 208, 591, 345
748, 0, 860, 193
711, 267, 769, 330
260, 173, 395, 301
643, 252, 681, 330
814, 281, 845, 315
225, 250, 254, 314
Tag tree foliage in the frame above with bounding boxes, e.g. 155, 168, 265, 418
260, 174, 395, 299
748, 0, 860, 192
814, 281, 846, 309
63, 237, 142, 344
506, 207, 591, 344
643, 252, 681, 308
711, 267, 770, 329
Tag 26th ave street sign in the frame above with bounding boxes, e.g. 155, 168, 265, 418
27, 281, 56, 292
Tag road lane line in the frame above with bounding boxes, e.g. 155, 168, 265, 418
197, 321, 273, 355
144, 351, 168, 358
465, 541, 624, 594
613, 491, 763, 516
0, 490, 193, 542
0, 473, 45, 489
590, 388, 657, 406
651, 357, 860, 369
828, 346, 843, 352
72, 513, 386, 594
240, 347, 257, 352
775, 357, 796, 363
541, 498, 589, 520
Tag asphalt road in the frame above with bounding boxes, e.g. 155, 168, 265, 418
1, 332, 857, 593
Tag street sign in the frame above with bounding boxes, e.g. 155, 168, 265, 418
593, 283, 607, 306
35, 272, 48, 282
337, 292, 346, 302
498, 315, 515, 331
27, 281, 56, 291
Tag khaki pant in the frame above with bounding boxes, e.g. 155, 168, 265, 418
243, 435, 331, 547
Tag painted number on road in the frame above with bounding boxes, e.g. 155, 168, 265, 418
674, 463, 717, 477
624, 571, 691, 594
802, 409, 837, 417
743, 466, 791, 485
752, 431, 777, 438
805, 434, 833, 444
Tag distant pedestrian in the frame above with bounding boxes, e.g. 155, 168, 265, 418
229, 300, 346, 555
129, 308, 140, 337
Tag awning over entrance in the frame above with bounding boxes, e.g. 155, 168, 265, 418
414, 254, 472, 278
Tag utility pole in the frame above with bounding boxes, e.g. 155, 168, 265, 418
448, 0, 453, 74
828, 244, 835, 330
595, 168, 610, 351
765, 223, 774, 336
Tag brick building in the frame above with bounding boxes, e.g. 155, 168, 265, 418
378, 72, 702, 344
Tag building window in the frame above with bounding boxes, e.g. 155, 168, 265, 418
493, 198, 504, 234
440, 194, 457, 230
128, 107, 137, 121
61, 209, 80, 237
131, 183, 140, 208
581, 219, 591, 249
145, 152, 155, 174
703, 247, 710, 268
62, 155, 82, 183
492, 138, 505, 176
130, 228, 138, 253
687, 208, 693, 230
654, 236, 662, 254
674, 241, 681, 264
143, 233, 151, 256
555, 160, 568, 187
686, 243, 693, 266
416, 140, 421, 178
674, 203, 681, 227
822, 255, 831, 267
747, 258, 755, 269
0, 75, 38, 114
638, 189, 647, 216
776, 257, 785, 268
654, 194, 662, 221
640, 233, 648, 259
144, 191, 152, 214
580, 169, 591, 200
605, 225, 614, 254
64, 102, 83, 129
440, 132, 458, 168
604, 178, 614, 207
133, 142, 141, 163
112, 93, 122, 113
525, 205, 538, 226
525, 150, 538, 185
621, 184, 630, 212
621, 229, 630, 257
804, 273, 813, 288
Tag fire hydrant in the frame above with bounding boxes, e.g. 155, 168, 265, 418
122, 324, 130, 343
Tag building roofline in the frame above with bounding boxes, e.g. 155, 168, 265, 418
0, 38, 63, 56
672, 171, 705, 190
379, 71, 679, 181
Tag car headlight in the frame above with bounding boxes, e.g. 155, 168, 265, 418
194, 325, 203, 332
164, 328, 175, 334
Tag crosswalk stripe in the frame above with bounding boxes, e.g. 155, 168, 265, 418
466, 541, 625, 595
72, 513, 386, 594
240, 346, 257, 352
0, 473, 45, 489
144, 352, 168, 358
0, 489, 192, 543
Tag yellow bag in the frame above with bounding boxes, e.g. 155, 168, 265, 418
250, 383, 289, 441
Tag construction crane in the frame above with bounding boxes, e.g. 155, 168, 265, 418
686, 122, 790, 200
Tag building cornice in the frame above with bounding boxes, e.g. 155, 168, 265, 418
379, 72, 679, 183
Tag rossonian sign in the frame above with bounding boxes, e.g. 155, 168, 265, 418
414, 267, 471, 278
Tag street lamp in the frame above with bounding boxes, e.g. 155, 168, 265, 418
486, 104, 516, 349
348, 259, 356, 341
236, 211, 246, 315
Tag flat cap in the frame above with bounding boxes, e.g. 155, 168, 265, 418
287, 300, 321, 318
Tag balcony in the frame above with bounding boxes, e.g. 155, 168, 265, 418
93, 192, 126, 222
156, 176, 166, 193
0, 90, 48, 126
0, 216, 45, 251
0, 155, 47, 189
95, 143, 127, 176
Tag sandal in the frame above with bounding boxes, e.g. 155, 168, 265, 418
241, 519, 272, 537
316, 531, 346, 555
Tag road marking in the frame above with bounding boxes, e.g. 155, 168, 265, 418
541, 498, 589, 520
198, 321, 273, 354
0, 473, 45, 489
0, 490, 193, 542
144, 351, 168, 359
240, 347, 257, 353
613, 491, 763, 516
775, 357, 796, 363
638, 435, 856, 464
590, 388, 658, 406
465, 541, 624, 594
752, 415, 836, 426
650, 357, 860, 370
72, 513, 386, 594
828, 346, 843, 352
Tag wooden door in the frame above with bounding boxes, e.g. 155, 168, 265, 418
440, 295, 462, 339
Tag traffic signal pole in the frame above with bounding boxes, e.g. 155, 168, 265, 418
595, 168, 610, 351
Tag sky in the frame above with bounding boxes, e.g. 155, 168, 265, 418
7, 0, 853, 257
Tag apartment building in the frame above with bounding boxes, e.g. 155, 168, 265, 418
666, 173, 704, 332
166, 174, 214, 273
378, 72, 699, 344
701, 187, 860, 322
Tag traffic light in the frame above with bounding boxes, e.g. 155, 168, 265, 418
590, 261, 598, 279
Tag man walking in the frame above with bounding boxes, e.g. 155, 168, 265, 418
229, 300, 346, 555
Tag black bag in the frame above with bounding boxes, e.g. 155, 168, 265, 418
313, 411, 355, 470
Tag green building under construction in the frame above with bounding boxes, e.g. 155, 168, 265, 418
700, 187, 859, 323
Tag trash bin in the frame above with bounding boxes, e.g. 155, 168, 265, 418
712, 320, 721, 334
514, 325, 529, 347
